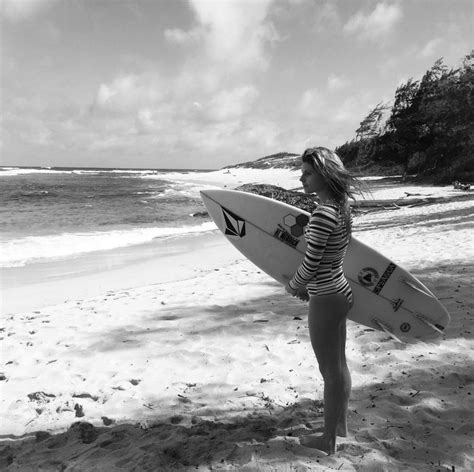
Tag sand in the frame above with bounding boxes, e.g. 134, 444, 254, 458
0, 169, 473, 471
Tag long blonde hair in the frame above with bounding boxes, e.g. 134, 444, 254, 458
301, 147, 363, 237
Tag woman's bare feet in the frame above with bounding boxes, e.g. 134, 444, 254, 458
300, 433, 336, 454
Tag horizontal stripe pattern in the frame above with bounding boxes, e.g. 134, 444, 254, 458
289, 204, 353, 304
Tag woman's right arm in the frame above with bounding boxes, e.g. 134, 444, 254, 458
288, 206, 338, 289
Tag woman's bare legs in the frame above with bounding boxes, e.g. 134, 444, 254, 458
300, 294, 351, 454
337, 318, 350, 437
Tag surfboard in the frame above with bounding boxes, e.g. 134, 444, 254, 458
200, 189, 450, 340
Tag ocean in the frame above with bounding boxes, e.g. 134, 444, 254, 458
0, 166, 218, 269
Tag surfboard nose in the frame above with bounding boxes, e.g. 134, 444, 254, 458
200, 189, 239, 198
199, 189, 213, 198
200, 189, 246, 210
200, 189, 220, 207
200, 189, 227, 204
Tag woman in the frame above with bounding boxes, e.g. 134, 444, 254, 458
285, 146, 362, 455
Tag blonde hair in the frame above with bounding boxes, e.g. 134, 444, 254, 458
301, 146, 364, 237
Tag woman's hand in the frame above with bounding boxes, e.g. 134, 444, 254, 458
295, 287, 309, 302
285, 282, 297, 296
285, 283, 309, 302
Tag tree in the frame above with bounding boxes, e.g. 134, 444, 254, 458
335, 140, 361, 166
415, 57, 473, 180
385, 78, 421, 172
341, 52, 473, 182
356, 102, 391, 140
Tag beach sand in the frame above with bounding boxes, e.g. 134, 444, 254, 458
0, 169, 473, 471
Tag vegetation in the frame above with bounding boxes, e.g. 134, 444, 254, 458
224, 152, 300, 170
336, 52, 473, 183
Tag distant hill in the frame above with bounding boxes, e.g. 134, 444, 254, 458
223, 152, 300, 170
221, 150, 379, 177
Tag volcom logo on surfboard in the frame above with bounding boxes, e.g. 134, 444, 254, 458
222, 207, 246, 238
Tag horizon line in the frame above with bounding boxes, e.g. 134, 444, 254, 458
0, 165, 219, 172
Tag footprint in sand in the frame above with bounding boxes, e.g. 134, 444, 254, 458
337, 441, 372, 455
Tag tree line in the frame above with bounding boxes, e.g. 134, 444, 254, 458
336, 52, 473, 183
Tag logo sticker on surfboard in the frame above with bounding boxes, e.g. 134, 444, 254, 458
273, 213, 309, 248
400, 323, 411, 333
274, 224, 299, 248
373, 263, 397, 294
391, 298, 404, 311
222, 207, 246, 238
358, 267, 379, 287
282, 213, 309, 237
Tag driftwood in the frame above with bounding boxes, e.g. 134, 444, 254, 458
352, 193, 473, 211
235, 184, 317, 213
237, 184, 473, 211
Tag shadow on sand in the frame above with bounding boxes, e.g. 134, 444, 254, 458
0, 263, 471, 471
0, 365, 470, 472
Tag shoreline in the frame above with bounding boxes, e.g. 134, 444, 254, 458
1, 230, 227, 315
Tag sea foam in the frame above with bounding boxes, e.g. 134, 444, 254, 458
1, 222, 217, 268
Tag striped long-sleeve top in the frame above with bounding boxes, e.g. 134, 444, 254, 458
289, 203, 353, 304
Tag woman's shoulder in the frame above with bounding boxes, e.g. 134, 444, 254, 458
310, 204, 340, 223
312, 203, 339, 217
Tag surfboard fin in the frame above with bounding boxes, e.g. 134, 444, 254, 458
372, 318, 404, 343
414, 313, 446, 336
399, 277, 435, 298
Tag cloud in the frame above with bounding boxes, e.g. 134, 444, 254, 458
1, 0, 288, 167
1, 95, 59, 152
327, 74, 350, 91
93, 74, 163, 112
297, 88, 325, 118
418, 38, 444, 58
182, 0, 277, 72
88, 75, 261, 157
135, 109, 157, 135
313, 1, 342, 33
344, 2, 402, 41
0, 0, 58, 23
95, 84, 117, 107
164, 27, 202, 45
172, 115, 280, 164
203, 85, 259, 122
331, 94, 376, 124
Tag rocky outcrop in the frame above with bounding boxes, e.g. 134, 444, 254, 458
234, 184, 317, 213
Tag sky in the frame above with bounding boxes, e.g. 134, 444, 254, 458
1, 0, 472, 170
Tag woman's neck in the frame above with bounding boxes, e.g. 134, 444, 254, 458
317, 190, 338, 204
